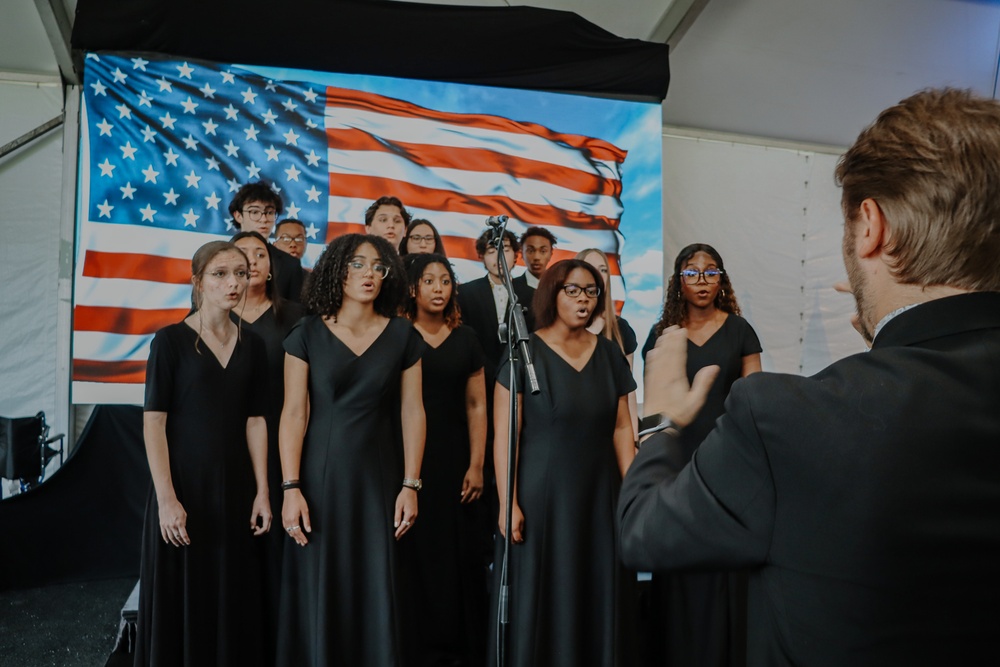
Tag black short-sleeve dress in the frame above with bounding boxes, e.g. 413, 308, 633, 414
488, 334, 637, 667
135, 322, 268, 667
231, 301, 304, 664
618, 315, 638, 356
403, 324, 488, 667
641, 314, 763, 667
276, 315, 425, 667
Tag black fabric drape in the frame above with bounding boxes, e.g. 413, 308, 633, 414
0, 406, 149, 591
71, 0, 670, 101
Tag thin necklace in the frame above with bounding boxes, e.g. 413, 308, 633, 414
200, 316, 233, 348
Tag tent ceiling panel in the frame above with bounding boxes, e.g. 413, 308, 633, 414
662, 0, 1000, 146
0, 0, 61, 78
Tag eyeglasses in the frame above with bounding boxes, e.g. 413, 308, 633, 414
561, 283, 600, 298
680, 268, 724, 284
277, 235, 305, 244
242, 208, 278, 221
348, 260, 390, 279
408, 235, 436, 245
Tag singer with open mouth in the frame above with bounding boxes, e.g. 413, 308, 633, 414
489, 258, 638, 667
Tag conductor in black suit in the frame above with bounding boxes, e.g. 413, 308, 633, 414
619, 88, 1000, 666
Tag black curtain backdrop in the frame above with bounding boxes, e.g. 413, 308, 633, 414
71, 0, 670, 101
0, 406, 149, 591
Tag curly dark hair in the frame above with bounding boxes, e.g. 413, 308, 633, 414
401, 253, 462, 329
228, 181, 284, 223
653, 243, 741, 337
519, 226, 558, 247
399, 219, 446, 256
302, 234, 406, 318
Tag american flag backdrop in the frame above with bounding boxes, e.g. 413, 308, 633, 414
74, 53, 633, 403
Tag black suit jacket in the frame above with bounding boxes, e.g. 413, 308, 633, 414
456, 276, 506, 387
511, 273, 536, 332
269, 243, 304, 303
619, 292, 1000, 666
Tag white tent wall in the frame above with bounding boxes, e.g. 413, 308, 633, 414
0, 81, 65, 430
661, 129, 867, 376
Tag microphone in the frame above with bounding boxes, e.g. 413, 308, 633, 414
486, 215, 509, 228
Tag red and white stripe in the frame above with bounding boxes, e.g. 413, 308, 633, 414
323, 87, 627, 280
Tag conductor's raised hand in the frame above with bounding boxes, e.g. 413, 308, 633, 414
643, 326, 720, 429
282, 488, 311, 547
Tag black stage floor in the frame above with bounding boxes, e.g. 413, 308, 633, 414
0, 577, 135, 667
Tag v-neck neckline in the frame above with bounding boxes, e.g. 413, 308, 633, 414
415, 324, 452, 350
183, 321, 239, 369
688, 313, 729, 349
535, 334, 598, 374
321, 316, 391, 358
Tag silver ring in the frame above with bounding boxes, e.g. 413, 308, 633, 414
402, 520, 411, 526
286, 527, 294, 533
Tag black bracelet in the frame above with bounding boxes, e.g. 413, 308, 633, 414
281, 480, 301, 491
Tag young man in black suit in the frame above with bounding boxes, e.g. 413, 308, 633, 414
512, 226, 557, 331
620, 89, 1000, 665
456, 228, 528, 568
229, 181, 304, 302
456, 228, 525, 396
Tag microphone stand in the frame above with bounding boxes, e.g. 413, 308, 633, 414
491, 216, 539, 667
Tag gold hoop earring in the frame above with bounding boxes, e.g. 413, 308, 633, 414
267, 273, 272, 281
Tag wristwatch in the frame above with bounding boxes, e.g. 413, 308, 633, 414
402, 478, 423, 491
637, 413, 680, 445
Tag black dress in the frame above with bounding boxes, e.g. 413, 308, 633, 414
641, 314, 762, 667
401, 326, 486, 667
269, 244, 305, 303
135, 322, 268, 667
403, 325, 488, 667
276, 315, 425, 667
618, 315, 637, 356
231, 302, 304, 665
488, 334, 638, 667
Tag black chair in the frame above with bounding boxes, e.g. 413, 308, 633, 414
0, 411, 65, 492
